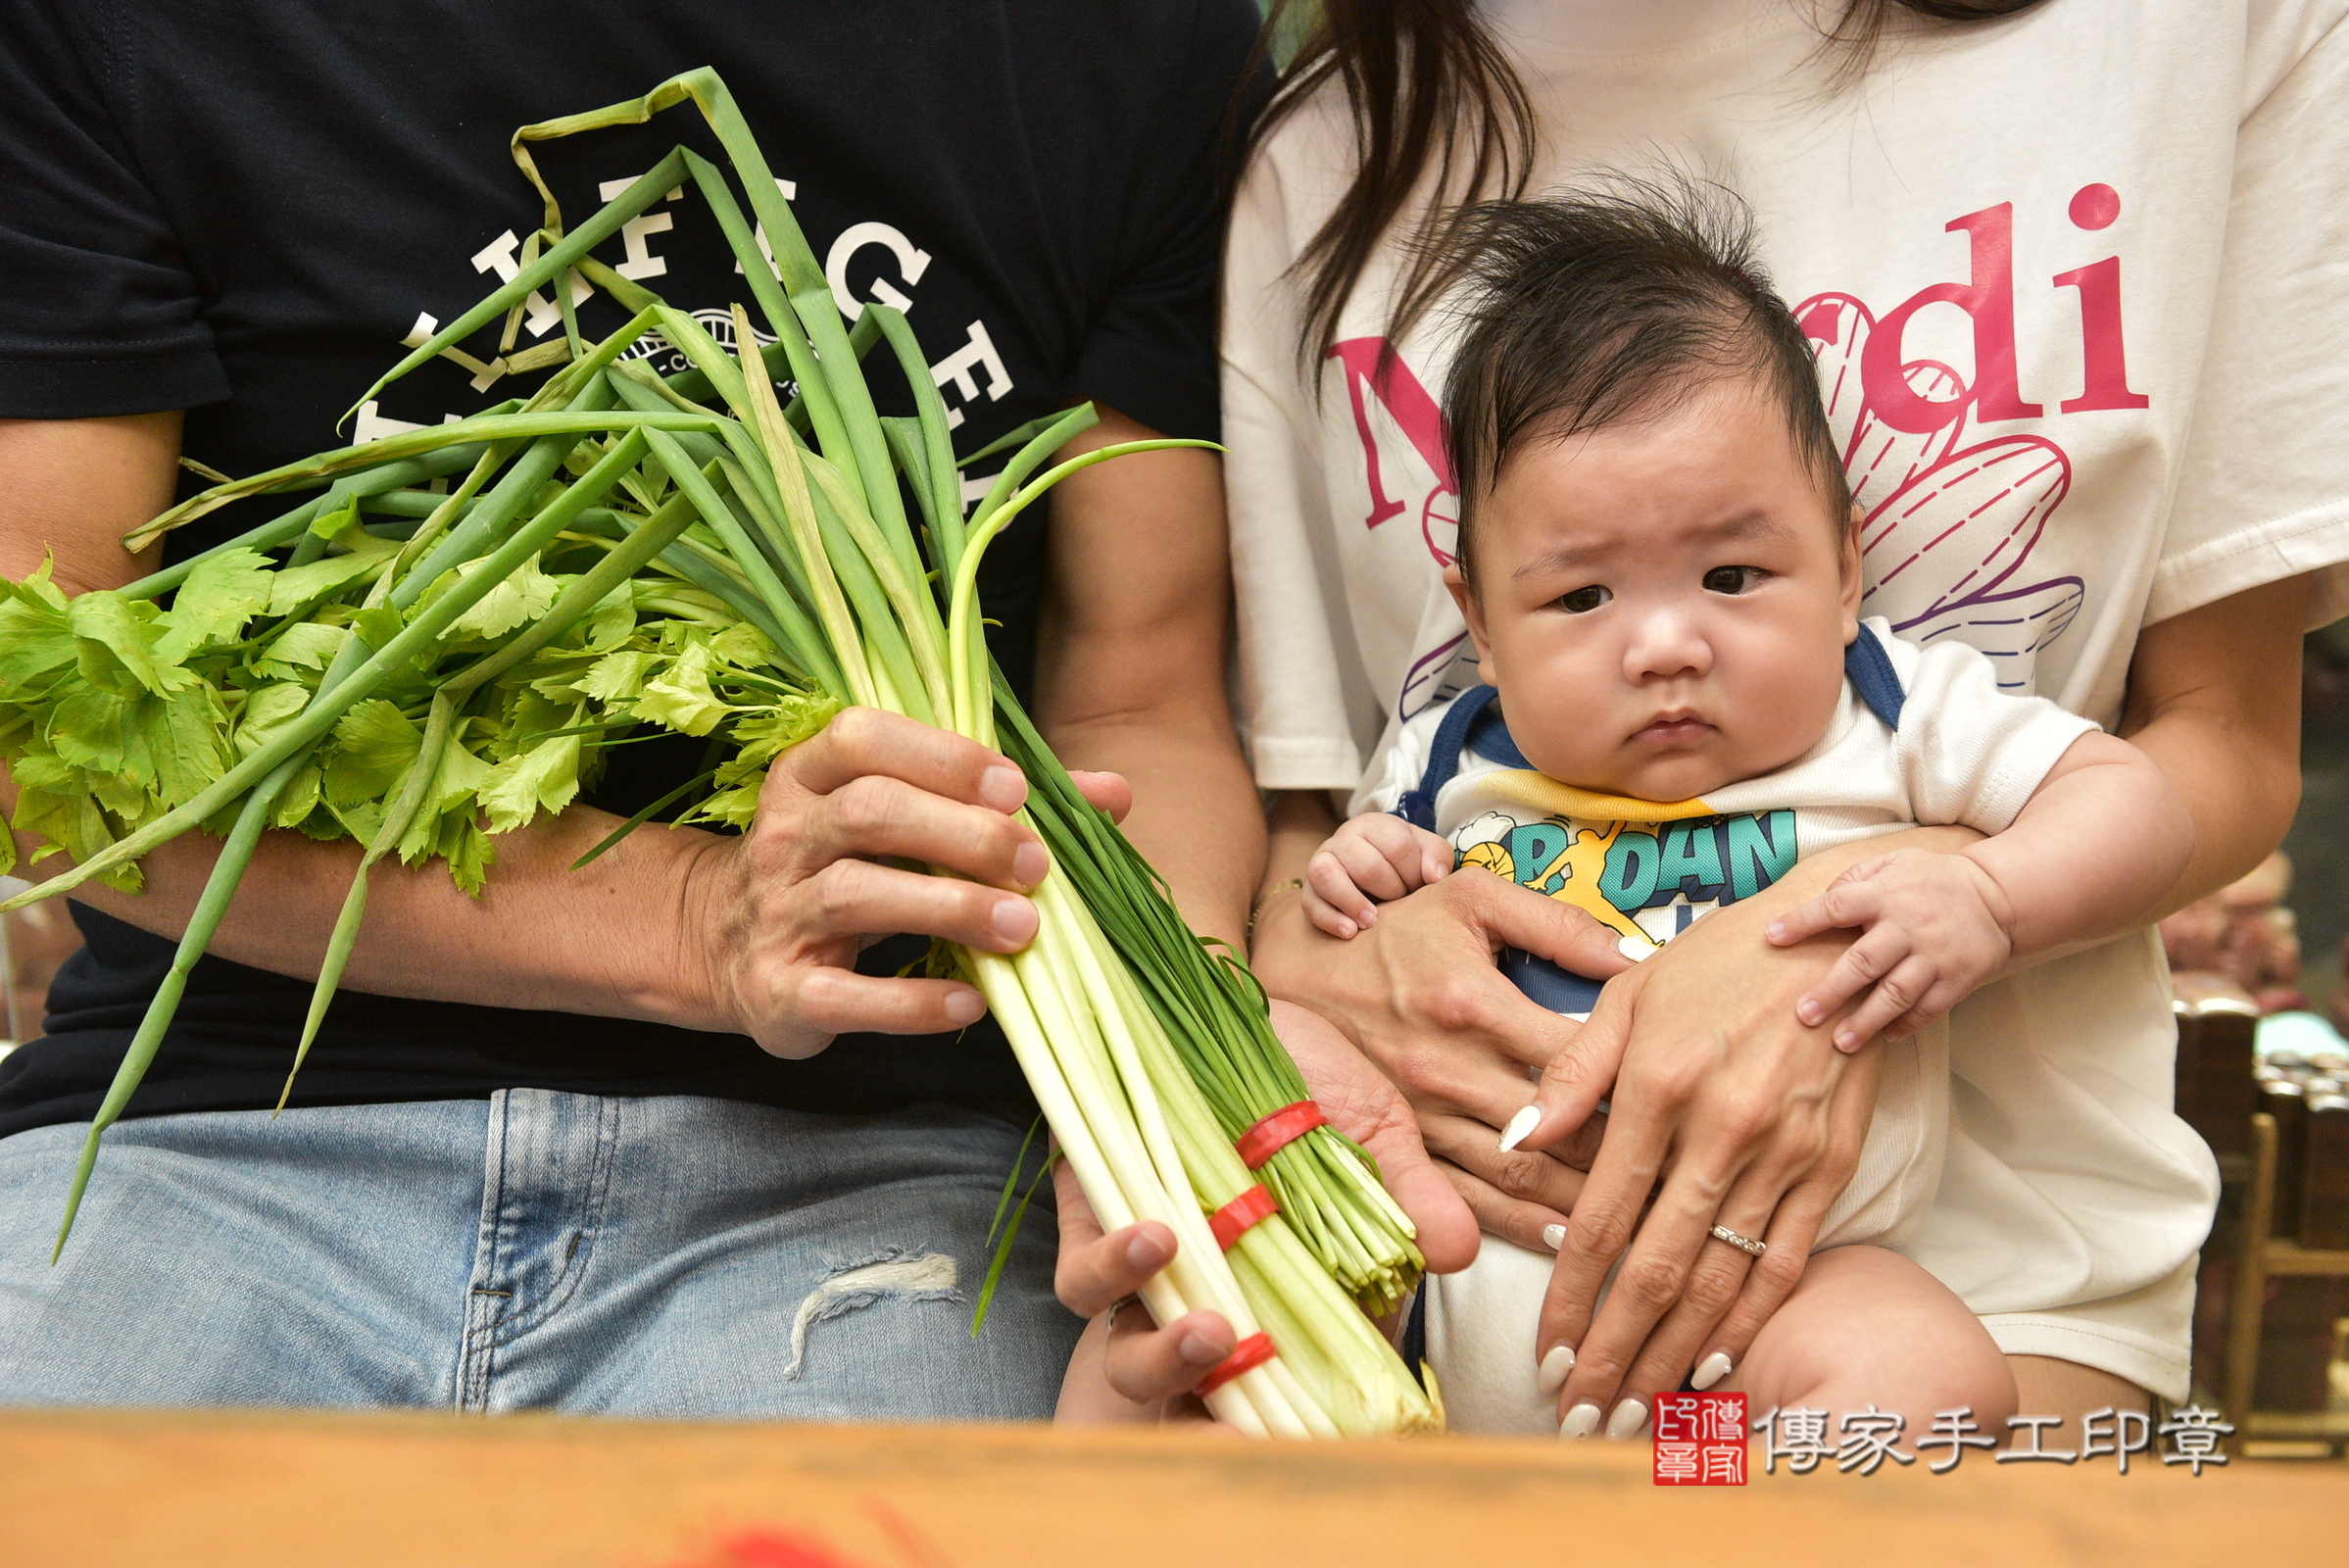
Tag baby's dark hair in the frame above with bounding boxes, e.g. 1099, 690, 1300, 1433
1437, 180, 1853, 584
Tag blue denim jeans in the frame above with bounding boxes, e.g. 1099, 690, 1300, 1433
0, 1091, 1076, 1418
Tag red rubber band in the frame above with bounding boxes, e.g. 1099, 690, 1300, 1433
1235, 1100, 1327, 1168
1196, 1332, 1278, 1396
1208, 1183, 1278, 1250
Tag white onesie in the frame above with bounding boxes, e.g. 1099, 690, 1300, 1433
1359, 619, 2095, 1433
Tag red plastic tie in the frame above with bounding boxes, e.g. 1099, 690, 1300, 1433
1196, 1331, 1278, 1396
1207, 1183, 1278, 1250
1235, 1100, 1328, 1169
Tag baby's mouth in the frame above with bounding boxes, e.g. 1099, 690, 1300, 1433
1631, 713, 1713, 750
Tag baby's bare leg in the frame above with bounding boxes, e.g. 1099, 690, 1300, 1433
1721, 1245, 2017, 1433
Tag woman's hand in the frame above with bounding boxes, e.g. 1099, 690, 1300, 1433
1512, 828, 1979, 1438
1051, 1001, 1479, 1420
1249, 866, 1627, 1251
676, 706, 1128, 1058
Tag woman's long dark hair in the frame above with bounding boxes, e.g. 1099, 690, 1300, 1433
1246, 0, 2057, 366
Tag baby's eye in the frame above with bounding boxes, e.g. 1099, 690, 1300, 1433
1558, 584, 1612, 613
1703, 565, 1766, 595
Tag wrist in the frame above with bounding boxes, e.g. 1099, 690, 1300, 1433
1244, 884, 1316, 991
1248, 877, 1304, 936
616, 820, 740, 1034
1953, 843, 2026, 952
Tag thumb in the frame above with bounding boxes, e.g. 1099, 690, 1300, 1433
1464, 871, 1634, 981
1066, 769, 1133, 825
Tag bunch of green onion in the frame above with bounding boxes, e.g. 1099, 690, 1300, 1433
0, 71, 1436, 1438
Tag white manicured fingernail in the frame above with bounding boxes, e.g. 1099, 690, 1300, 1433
1560, 1401, 1601, 1440
1540, 1223, 1567, 1251
1690, 1351, 1733, 1391
1618, 934, 1654, 961
1605, 1398, 1649, 1441
1537, 1345, 1576, 1396
1497, 1105, 1540, 1152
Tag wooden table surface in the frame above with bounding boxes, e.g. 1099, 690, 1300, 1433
2, 1408, 2342, 1567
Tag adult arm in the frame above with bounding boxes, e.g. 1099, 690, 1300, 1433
0, 414, 1078, 1056
1031, 406, 1263, 947
2118, 573, 2306, 911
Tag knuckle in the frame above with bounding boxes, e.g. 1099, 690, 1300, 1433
1630, 1058, 1702, 1107
825, 704, 882, 757
790, 966, 846, 1027
831, 773, 903, 837
1573, 1345, 1632, 1385
1568, 1203, 1635, 1261
807, 858, 870, 923
1684, 1262, 1743, 1319
1720, 1102, 1776, 1147
1489, 1150, 1560, 1202
1752, 1248, 1807, 1297
1815, 1138, 1860, 1184
1418, 978, 1489, 1035
1618, 1253, 1688, 1310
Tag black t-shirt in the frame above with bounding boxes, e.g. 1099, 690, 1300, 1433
0, 0, 1262, 1137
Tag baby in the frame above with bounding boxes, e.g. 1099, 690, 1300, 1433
1308, 191, 2191, 1438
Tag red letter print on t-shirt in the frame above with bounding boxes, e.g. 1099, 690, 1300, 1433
1326, 336, 1460, 567
1800, 290, 2083, 692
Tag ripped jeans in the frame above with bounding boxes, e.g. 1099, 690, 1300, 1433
0, 1091, 1076, 1418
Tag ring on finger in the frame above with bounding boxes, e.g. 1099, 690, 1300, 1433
1707, 1222, 1768, 1257
1102, 1294, 1143, 1334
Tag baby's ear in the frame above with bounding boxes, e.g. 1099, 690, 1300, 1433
1443, 563, 1499, 681
1836, 502, 1865, 635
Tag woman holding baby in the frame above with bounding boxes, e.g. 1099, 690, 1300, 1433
1077, 0, 2349, 1438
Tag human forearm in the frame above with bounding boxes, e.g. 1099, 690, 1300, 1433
6, 760, 715, 1025
1045, 710, 1262, 950
1959, 732, 2195, 961
1035, 406, 1262, 949
2124, 690, 2300, 915
2119, 575, 2307, 916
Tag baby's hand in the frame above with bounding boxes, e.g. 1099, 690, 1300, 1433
1762, 848, 2016, 1052
1303, 814, 1456, 939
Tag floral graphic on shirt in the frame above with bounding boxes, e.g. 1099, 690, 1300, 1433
1796, 293, 2082, 691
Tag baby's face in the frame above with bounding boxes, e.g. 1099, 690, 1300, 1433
1446, 376, 1862, 803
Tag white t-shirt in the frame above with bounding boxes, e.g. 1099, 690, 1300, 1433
1224, 0, 2349, 1398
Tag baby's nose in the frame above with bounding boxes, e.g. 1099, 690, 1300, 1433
1621, 609, 1712, 681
